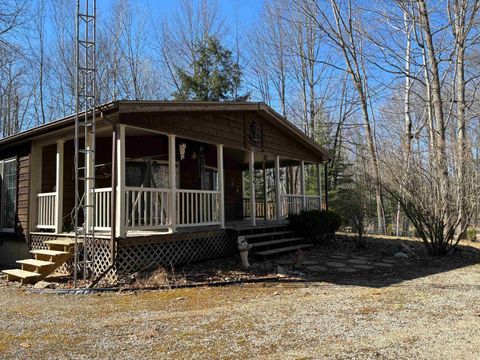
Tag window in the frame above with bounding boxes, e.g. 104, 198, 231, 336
201, 166, 218, 191
0, 158, 16, 232
126, 160, 179, 188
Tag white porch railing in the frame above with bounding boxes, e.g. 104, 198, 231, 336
281, 194, 303, 217
36, 188, 323, 233
243, 198, 276, 219
304, 195, 322, 211
280, 194, 322, 217
37, 192, 56, 229
125, 187, 170, 230
176, 189, 220, 227
243, 194, 323, 219
94, 187, 112, 231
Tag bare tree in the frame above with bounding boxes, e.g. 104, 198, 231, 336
294, 0, 386, 234
449, 0, 480, 237
152, 0, 226, 98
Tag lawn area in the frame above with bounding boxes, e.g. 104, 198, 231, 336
1, 236, 480, 359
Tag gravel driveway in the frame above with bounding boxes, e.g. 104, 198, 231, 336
1, 236, 480, 359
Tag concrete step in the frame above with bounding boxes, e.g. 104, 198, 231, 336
254, 244, 313, 257
251, 237, 303, 248
242, 231, 293, 240
16, 259, 55, 268
2, 269, 41, 282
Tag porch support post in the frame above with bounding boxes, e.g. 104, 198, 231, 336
29, 143, 42, 232
300, 160, 306, 211
263, 166, 267, 220
115, 124, 126, 238
275, 155, 281, 222
324, 162, 329, 211
217, 144, 225, 228
85, 131, 95, 232
168, 134, 177, 232
317, 163, 322, 210
249, 151, 256, 227
54, 140, 64, 233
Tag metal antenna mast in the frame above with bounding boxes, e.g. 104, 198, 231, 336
74, 0, 97, 287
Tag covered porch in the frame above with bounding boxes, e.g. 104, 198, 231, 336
31, 124, 325, 238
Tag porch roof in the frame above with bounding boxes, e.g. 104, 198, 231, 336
0, 101, 331, 161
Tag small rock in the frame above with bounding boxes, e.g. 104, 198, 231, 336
337, 268, 357, 273
277, 265, 289, 277
276, 259, 294, 265
374, 262, 394, 268
394, 252, 409, 259
352, 264, 374, 270
33, 281, 53, 289
306, 265, 328, 272
325, 262, 347, 268
301, 260, 318, 266
329, 255, 348, 260
348, 259, 370, 265
175, 297, 186, 301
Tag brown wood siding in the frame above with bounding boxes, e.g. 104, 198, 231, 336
224, 153, 243, 221
0, 143, 31, 241
16, 153, 30, 240
62, 140, 74, 226
120, 111, 323, 163
41, 144, 56, 192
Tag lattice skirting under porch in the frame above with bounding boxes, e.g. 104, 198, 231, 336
30, 234, 74, 274
29, 230, 236, 284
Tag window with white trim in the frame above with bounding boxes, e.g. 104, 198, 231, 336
0, 158, 16, 232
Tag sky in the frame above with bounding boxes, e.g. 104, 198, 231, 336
96, 0, 264, 32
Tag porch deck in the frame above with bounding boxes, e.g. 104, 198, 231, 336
31, 219, 291, 239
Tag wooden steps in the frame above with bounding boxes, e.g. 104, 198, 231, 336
16, 259, 55, 268
251, 237, 303, 248
1, 238, 78, 285
243, 231, 293, 240
17, 259, 55, 273
254, 244, 313, 257
44, 239, 81, 253
30, 249, 70, 257
236, 224, 313, 259
3, 269, 41, 283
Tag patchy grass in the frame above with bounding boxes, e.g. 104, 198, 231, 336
2, 235, 480, 359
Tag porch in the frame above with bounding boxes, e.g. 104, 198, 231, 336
31, 124, 325, 238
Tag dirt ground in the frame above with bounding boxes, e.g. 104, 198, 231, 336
2, 235, 480, 359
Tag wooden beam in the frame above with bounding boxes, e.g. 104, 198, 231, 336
275, 155, 282, 222
118, 101, 261, 114
300, 160, 305, 211
263, 165, 268, 220
324, 162, 329, 211
249, 151, 256, 227
317, 163, 322, 210
29, 142, 42, 232
85, 132, 94, 232
115, 124, 126, 238
217, 144, 225, 228
169, 134, 177, 232
54, 140, 64, 234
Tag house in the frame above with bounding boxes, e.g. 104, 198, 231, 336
0, 101, 330, 284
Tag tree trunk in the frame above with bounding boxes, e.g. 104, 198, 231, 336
417, 0, 450, 219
